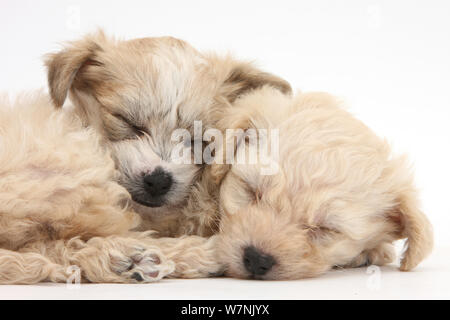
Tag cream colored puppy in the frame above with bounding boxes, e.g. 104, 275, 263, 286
211, 87, 433, 279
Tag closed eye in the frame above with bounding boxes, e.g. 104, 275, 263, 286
112, 113, 149, 138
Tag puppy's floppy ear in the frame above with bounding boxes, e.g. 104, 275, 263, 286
209, 54, 292, 103
209, 97, 257, 185
208, 55, 290, 183
389, 188, 433, 271
45, 30, 107, 108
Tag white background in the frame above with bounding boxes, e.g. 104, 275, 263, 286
0, 0, 449, 299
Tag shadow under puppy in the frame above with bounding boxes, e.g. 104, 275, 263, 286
0, 32, 290, 283
210, 86, 433, 279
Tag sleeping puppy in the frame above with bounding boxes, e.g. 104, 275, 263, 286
210, 86, 433, 279
45, 31, 291, 238
46, 33, 207, 215
0, 31, 291, 284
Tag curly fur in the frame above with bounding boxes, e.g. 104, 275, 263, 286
0, 32, 432, 283
0, 32, 290, 283
213, 87, 433, 279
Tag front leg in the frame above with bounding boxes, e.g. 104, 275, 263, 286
161, 235, 224, 278
75, 235, 176, 283
20, 235, 175, 283
20, 233, 223, 283
344, 242, 396, 268
129, 233, 225, 279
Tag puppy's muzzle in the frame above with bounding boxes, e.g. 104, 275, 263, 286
143, 167, 173, 197
131, 167, 173, 208
243, 246, 276, 277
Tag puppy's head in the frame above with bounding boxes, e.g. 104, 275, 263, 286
213, 87, 433, 280
213, 87, 328, 279
45, 31, 291, 216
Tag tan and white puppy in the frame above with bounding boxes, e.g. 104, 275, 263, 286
211, 87, 433, 280
45, 31, 291, 237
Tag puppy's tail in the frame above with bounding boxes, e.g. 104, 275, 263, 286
0, 249, 67, 284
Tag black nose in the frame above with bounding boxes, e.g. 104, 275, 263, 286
143, 167, 173, 196
243, 246, 276, 277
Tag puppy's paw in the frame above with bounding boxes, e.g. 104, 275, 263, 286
110, 247, 175, 283
208, 266, 226, 278
346, 243, 396, 268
